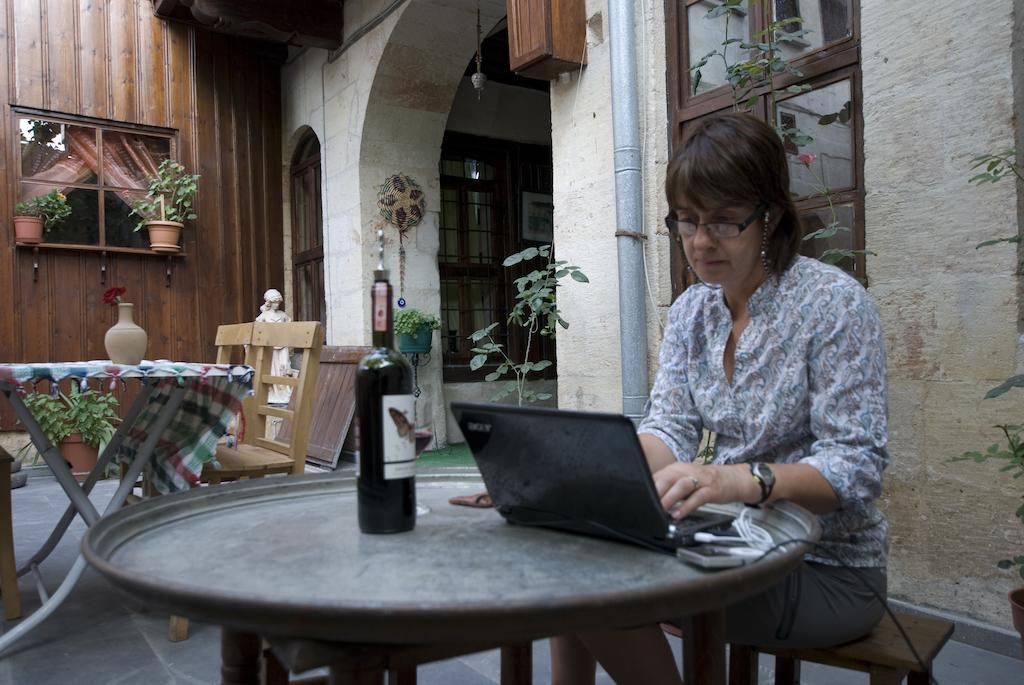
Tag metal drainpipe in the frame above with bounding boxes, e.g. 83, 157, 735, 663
607, 0, 649, 422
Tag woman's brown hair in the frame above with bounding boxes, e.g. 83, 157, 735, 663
665, 112, 802, 274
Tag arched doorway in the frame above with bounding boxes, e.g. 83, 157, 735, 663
290, 130, 326, 327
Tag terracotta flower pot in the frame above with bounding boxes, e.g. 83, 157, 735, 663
1010, 587, 1024, 658
104, 302, 148, 365
13, 215, 43, 244
145, 220, 183, 252
61, 433, 100, 483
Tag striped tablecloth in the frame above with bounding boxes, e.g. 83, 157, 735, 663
0, 361, 254, 494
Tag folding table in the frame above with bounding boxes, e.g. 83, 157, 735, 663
0, 360, 252, 655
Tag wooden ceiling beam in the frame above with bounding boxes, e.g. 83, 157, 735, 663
153, 0, 345, 50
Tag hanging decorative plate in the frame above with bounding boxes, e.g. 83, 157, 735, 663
377, 174, 426, 234
377, 174, 426, 302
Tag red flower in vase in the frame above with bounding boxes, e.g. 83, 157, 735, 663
103, 286, 127, 306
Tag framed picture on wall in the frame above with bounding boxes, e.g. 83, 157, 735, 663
521, 191, 554, 243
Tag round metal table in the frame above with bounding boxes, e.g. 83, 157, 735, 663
82, 470, 820, 684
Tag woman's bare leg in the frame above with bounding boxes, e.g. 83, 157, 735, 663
550, 633, 597, 685
578, 625, 682, 685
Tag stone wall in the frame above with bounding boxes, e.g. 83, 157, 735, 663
861, 0, 1022, 629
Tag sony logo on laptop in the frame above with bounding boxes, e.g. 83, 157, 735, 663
465, 421, 491, 433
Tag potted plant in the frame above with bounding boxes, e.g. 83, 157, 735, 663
13, 189, 71, 244
129, 159, 199, 252
394, 308, 441, 353
17, 386, 120, 482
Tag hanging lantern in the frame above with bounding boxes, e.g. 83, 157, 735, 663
472, 3, 487, 100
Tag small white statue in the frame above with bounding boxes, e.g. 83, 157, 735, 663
255, 288, 293, 405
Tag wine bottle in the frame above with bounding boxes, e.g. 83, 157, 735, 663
356, 267, 416, 533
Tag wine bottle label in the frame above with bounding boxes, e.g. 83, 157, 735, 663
372, 282, 388, 332
381, 394, 416, 480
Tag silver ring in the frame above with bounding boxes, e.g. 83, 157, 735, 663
690, 477, 700, 489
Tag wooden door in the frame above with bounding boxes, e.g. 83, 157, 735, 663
290, 131, 326, 328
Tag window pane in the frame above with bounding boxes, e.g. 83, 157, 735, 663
439, 188, 460, 261
777, 79, 854, 198
25, 185, 99, 244
441, 159, 463, 177
440, 280, 462, 355
775, 0, 853, 60
688, 1, 750, 95
105, 191, 149, 248
102, 130, 171, 190
800, 203, 856, 273
467, 191, 494, 263
20, 118, 98, 185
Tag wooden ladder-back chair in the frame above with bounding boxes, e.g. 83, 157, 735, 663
201, 321, 324, 484
170, 321, 324, 642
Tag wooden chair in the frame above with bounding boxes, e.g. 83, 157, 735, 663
200, 321, 324, 484
722, 612, 954, 685
170, 321, 323, 641
0, 446, 21, 621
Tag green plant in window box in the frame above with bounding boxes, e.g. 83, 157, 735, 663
16, 386, 120, 481
129, 159, 200, 253
394, 308, 441, 353
13, 189, 71, 244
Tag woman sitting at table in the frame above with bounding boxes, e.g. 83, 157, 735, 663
551, 112, 890, 685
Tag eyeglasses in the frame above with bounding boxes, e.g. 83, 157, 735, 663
664, 204, 766, 241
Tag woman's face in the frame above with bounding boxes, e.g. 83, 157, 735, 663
671, 200, 769, 297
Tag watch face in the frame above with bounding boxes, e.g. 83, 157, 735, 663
754, 462, 776, 487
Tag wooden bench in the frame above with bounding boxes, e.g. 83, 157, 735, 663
726, 611, 953, 685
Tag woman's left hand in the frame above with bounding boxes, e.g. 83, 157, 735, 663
652, 462, 756, 520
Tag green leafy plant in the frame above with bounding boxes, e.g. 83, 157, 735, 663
130, 159, 200, 230
952, 148, 1024, 580
15, 189, 71, 232
953, 425, 1024, 580
469, 244, 588, 405
394, 308, 441, 336
16, 387, 120, 462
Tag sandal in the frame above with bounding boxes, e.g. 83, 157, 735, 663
448, 491, 493, 508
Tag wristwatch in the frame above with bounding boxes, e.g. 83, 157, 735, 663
748, 462, 776, 507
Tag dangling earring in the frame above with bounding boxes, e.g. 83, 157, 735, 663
760, 211, 771, 272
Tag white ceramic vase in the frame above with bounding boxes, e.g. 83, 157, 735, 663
104, 303, 148, 365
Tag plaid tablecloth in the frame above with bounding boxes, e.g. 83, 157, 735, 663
0, 361, 254, 494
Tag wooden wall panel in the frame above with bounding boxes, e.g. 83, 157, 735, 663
0, 0, 286, 429
0, 0, 15, 363
45, 0, 78, 113
107, 0, 138, 122
12, 0, 44, 107
136, 4, 168, 127
78, 0, 109, 119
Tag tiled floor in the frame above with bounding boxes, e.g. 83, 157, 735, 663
1, 472, 1020, 684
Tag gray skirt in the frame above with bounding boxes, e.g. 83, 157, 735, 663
723, 562, 887, 649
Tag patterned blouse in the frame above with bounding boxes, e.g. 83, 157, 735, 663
638, 256, 889, 568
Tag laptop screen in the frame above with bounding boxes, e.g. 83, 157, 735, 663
451, 402, 679, 546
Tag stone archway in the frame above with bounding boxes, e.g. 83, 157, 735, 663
354, 0, 508, 445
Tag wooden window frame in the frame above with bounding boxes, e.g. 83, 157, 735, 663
439, 132, 556, 384
12, 106, 180, 255
665, 0, 864, 294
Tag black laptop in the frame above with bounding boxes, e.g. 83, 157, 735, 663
450, 402, 733, 554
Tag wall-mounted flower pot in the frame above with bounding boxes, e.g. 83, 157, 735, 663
145, 220, 183, 252
13, 216, 43, 244
398, 327, 432, 354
